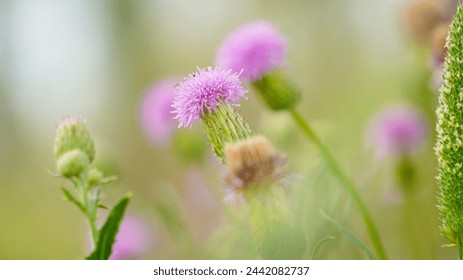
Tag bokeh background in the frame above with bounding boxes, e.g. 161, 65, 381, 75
0, 0, 457, 259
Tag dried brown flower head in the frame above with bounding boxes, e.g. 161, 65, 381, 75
223, 135, 287, 204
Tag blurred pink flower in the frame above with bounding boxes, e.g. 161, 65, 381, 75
216, 21, 287, 81
110, 214, 153, 260
139, 79, 177, 147
367, 105, 428, 158
182, 168, 221, 239
430, 64, 444, 91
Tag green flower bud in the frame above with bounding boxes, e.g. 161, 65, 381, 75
54, 117, 95, 163
87, 168, 104, 186
202, 103, 254, 163
252, 70, 300, 111
57, 149, 90, 177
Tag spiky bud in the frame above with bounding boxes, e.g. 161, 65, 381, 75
54, 117, 95, 163
87, 168, 104, 185
56, 149, 90, 178
252, 70, 300, 110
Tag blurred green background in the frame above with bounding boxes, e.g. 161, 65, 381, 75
0, 0, 455, 259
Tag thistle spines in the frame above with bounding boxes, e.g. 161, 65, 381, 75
202, 103, 254, 163
54, 117, 95, 163
54, 117, 95, 178
435, 4, 463, 248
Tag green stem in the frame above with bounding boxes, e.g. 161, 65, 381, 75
458, 234, 463, 260
77, 176, 99, 246
289, 109, 387, 260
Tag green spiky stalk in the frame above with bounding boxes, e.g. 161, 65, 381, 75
435, 5, 463, 259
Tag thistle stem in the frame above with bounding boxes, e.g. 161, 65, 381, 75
289, 108, 387, 260
76, 176, 99, 246
458, 234, 463, 260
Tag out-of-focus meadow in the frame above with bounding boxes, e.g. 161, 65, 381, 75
0, 0, 456, 259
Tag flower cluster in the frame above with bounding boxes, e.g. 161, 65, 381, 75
53, 117, 131, 260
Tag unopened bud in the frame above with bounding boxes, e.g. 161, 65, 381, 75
87, 168, 104, 185
54, 117, 95, 163
252, 70, 300, 111
57, 149, 90, 177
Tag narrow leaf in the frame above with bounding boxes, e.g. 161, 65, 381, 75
47, 169, 62, 177
311, 236, 336, 259
88, 176, 118, 189
100, 175, 118, 185
97, 204, 109, 210
60, 187, 85, 214
86, 194, 131, 260
320, 209, 377, 260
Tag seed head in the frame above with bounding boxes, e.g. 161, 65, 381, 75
223, 136, 287, 204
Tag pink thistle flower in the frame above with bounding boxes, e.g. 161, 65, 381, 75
172, 67, 246, 128
367, 105, 428, 158
139, 79, 177, 147
216, 21, 287, 81
110, 214, 153, 260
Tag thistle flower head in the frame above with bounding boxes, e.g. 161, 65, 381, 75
223, 135, 287, 204
216, 21, 286, 81
367, 105, 428, 158
139, 79, 177, 147
54, 117, 95, 163
172, 67, 246, 128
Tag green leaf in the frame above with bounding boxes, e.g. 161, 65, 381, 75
320, 209, 377, 260
60, 187, 85, 214
88, 176, 118, 189
100, 175, 118, 185
86, 194, 131, 260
